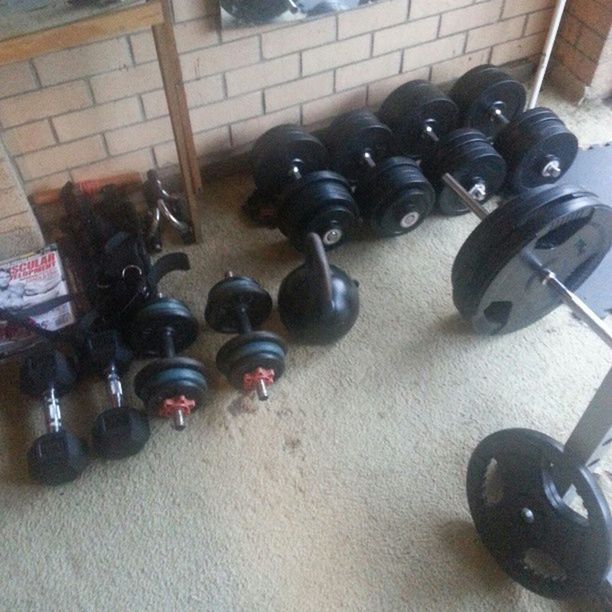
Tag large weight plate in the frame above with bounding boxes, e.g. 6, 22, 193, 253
252, 124, 329, 195
467, 428, 612, 599
449, 65, 526, 139
379, 79, 459, 159
129, 298, 198, 357
496, 108, 579, 191
452, 184, 612, 335
205, 275, 272, 334
325, 109, 394, 182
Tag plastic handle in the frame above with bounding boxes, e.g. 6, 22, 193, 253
304, 233, 333, 306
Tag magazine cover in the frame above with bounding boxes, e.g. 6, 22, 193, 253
0, 244, 75, 359
220, 0, 382, 29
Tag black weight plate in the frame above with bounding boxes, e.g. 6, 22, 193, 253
422, 128, 506, 215
252, 124, 329, 195
205, 275, 272, 334
467, 428, 612, 599
325, 109, 394, 182
452, 185, 612, 335
496, 108, 578, 191
129, 298, 198, 357
220, 0, 290, 24
355, 157, 435, 236
449, 65, 526, 139
278, 171, 358, 250
216, 331, 287, 391
379, 79, 459, 159
134, 356, 208, 416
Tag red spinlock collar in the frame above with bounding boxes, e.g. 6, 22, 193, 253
158, 395, 196, 418
243, 367, 275, 393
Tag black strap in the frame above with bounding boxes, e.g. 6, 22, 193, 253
148, 252, 191, 287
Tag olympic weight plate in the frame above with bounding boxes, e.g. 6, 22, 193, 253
134, 357, 208, 417
252, 124, 329, 195
216, 331, 287, 391
495, 108, 579, 191
355, 157, 435, 236
277, 171, 358, 251
421, 128, 506, 215
129, 298, 199, 357
467, 428, 612, 599
452, 184, 612, 335
325, 109, 395, 182
378, 80, 459, 159
449, 65, 527, 139
205, 275, 272, 334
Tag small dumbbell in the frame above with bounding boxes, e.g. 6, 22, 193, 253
205, 272, 287, 401
379, 80, 506, 216
251, 124, 359, 250
449, 64, 578, 191
324, 109, 435, 237
131, 297, 208, 431
83, 329, 150, 459
21, 350, 89, 486
278, 233, 360, 343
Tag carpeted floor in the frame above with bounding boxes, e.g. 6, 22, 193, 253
1, 83, 611, 611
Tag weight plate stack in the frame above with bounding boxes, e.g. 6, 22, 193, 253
355, 157, 435, 236
452, 184, 612, 335
251, 124, 329, 195
324, 109, 395, 183
467, 428, 612, 599
278, 171, 358, 250
495, 107, 579, 191
421, 128, 506, 215
449, 65, 527, 140
378, 79, 459, 159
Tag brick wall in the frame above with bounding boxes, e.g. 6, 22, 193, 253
0, 0, 555, 198
550, 0, 612, 101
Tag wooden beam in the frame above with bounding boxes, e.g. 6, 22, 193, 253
152, 0, 204, 243
0, 1, 164, 66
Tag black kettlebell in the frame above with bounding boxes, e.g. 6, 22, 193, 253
278, 233, 359, 344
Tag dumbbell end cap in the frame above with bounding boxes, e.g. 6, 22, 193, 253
91, 407, 151, 460
27, 431, 89, 486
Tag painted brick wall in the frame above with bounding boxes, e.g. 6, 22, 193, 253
0, 0, 554, 198
550, 0, 612, 100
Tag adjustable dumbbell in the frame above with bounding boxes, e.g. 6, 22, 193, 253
379, 80, 507, 216
83, 329, 150, 459
278, 233, 360, 344
324, 109, 435, 237
205, 273, 287, 401
449, 64, 578, 191
251, 124, 359, 250
21, 350, 89, 485
131, 297, 208, 431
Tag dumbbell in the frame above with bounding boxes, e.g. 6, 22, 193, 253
83, 329, 150, 459
131, 297, 208, 431
324, 109, 435, 237
379, 80, 506, 216
205, 273, 287, 401
251, 124, 359, 250
21, 350, 89, 485
278, 233, 360, 343
449, 64, 578, 191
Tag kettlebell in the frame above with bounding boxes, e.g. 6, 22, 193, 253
278, 233, 359, 344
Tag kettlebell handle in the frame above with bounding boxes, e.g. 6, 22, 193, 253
304, 233, 333, 305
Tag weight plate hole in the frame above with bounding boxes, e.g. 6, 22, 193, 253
522, 548, 568, 582
483, 458, 504, 505
483, 301, 512, 330
534, 214, 592, 250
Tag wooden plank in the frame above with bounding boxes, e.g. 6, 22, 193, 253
0, 1, 164, 66
152, 0, 204, 243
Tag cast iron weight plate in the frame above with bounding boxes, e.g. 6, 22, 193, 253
449, 64, 527, 140
378, 79, 460, 159
452, 184, 612, 335
467, 429, 612, 599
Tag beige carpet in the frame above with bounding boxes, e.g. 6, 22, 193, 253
1, 84, 611, 611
